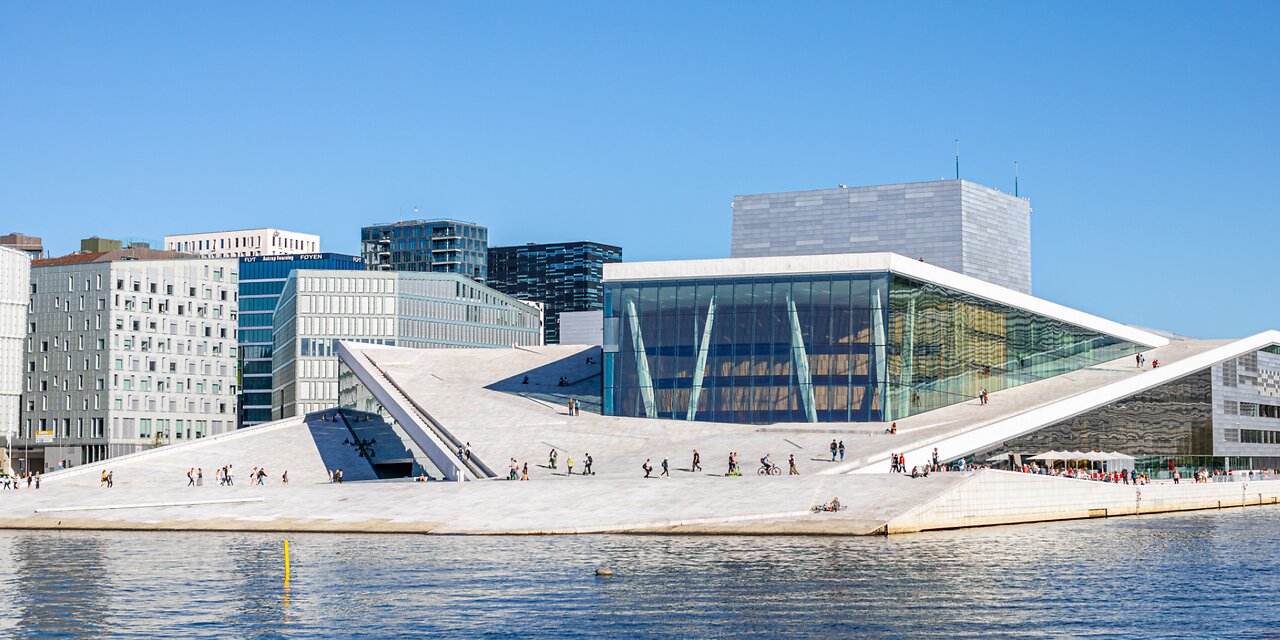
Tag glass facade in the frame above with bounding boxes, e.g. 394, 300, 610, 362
994, 369, 1214, 457
603, 272, 1142, 424
237, 253, 364, 426
487, 241, 622, 344
360, 220, 488, 281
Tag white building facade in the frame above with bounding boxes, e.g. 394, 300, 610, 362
164, 228, 320, 259
0, 247, 31, 470
272, 270, 543, 419
13, 258, 239, 473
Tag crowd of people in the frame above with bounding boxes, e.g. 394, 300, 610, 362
1, 472, 41, 490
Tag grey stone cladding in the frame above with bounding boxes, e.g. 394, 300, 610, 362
1214, 349, 1280, 460
730, 180, 1032, 294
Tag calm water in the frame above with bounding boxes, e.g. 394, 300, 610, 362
0, 508, 1278, 639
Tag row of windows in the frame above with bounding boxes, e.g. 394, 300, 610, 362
1242, 429, 1280, 444
21, 417, 227, 440
1226, 400, 1280, 418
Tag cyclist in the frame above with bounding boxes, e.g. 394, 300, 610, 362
760, 454, 774, 474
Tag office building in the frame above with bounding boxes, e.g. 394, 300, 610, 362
0, 247, 31, 469
361, 219, 488, 280
731, 180, 1032, 294
0, 233, 44, 260
271, 270, 542, 419
11, 254, 239, 473
238, 253, 364, 427
164, 228, 320, 258
487, 241, 622, 344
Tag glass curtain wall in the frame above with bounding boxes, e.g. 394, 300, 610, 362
993, 369, 1214, 456
605, 272, 1142, 424
885, 275, 1141, 419
605, 274, 889, 423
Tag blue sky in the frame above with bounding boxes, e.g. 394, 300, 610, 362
1, 2, 1276, 338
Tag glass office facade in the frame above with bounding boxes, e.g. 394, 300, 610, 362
237, 253, 364, 426
488, 241, 622, 344
361, 219, 488, 281
603, 272, 1142, 424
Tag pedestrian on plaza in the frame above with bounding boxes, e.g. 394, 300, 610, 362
789, 454, 799, 476
567, 455, 575, 476
661, 457, 670, 477
456, 445, 465, 461
584, 453, 593, 476
574, 399, 581, 416
838, 441, 845, 461
282, 470, 289, 485
251, 467, 258, 485
34, 473, 40, 489
691, 449, 702, 472
464, 443, 472, 461
107, 471, 114, 488
890, 422, 898, 435
549, 448, 558, 469
521, 463, 529, 481
197, 468, 203, 486
259, 468, 267, 486
932, 448, 939, 468
643, 459, 653, 478
187, 468, 195, 487
567, 398, 575, 415
830, 439, 838, 462
1152, 360, 1159, 368
337, 468, 344, 483
1136, 354, 1142, 368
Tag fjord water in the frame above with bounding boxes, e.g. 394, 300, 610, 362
1, 508, 1278, 638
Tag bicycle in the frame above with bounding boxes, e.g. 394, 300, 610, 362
758, 463, 781, 476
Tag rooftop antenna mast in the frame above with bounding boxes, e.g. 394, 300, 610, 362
954, 139, 960, 180
1014, 161, 1019, 197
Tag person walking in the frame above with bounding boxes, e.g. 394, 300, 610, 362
838, 441, 846, 461
567, 398, 575, 416
521, 463, 529, 481
282, 470, 289, 485
789, 454, 799, 476
643, 459, 653, 478
549, 448, 558, 470
107, 471, 114, 488
692, 449, 702, 472
567, 455, 575, 476
337, 468, 344, 483
197, 468, 203, 486
661, 457, 670, 477
187, 468, 195, 487
574, 399, 581, 416
584, 453, 593, 476
830, 440, 838, 462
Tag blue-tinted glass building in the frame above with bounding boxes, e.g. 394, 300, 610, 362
239, 253, 364, 426
361, 219, 488, 281
487, 241, 622, 344
603, 254, 1156, 424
